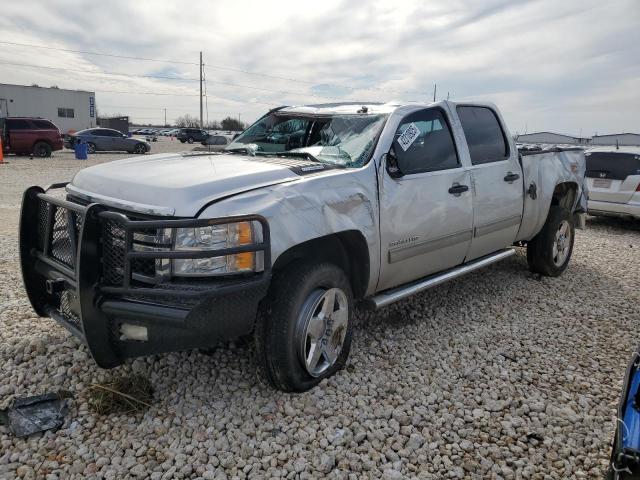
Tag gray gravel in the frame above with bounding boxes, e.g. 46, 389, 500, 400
1, 146, 639, 479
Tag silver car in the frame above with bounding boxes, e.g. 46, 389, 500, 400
70, 128, 151, 154
586, 146, 640, 219
200, 134, 232, 150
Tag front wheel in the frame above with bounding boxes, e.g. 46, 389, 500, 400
187, 137, 194, 144
86, 142, 96, 154
527, 206, 575, 276
255, 262, 353, 392
133, 143, 147, 154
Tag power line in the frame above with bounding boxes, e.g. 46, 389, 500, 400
0, 40, 198, 65
0, 59, 199, 82
0, 58, 344, 101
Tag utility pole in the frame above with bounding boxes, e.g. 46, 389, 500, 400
164, 108, 167, 126
433, 83, 437, 102
199, 51, 203, 128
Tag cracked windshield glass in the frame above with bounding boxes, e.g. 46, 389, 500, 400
227, 112, 387, 167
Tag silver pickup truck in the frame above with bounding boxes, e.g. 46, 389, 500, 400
20, 101, 587, 392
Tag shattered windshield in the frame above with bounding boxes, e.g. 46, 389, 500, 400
226, 112, 388, 168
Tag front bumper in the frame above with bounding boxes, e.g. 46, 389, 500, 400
20, 184, 271, 368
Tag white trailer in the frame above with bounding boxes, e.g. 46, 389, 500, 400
0, 83, 96, 134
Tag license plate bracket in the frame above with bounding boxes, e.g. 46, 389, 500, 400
593, 178, 612, 188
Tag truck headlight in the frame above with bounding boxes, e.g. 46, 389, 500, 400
172, 221, 259, 276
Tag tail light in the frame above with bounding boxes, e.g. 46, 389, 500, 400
636, 182, 640, 192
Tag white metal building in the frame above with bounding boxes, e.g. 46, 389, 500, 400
515, 132, 587, 145
0, 83, 96, 134
591, 133, 640, 146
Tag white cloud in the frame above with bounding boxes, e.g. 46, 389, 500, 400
0, 0, 638, 132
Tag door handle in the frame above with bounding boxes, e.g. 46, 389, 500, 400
448, 184, 469, 196
504, 172, 520, 183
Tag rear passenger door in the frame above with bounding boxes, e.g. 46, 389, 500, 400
378, 107, 474, 290
5, 119, 33, 152
456, 106, 523, 260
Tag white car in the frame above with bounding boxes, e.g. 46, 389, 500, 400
586, 146, 640, 219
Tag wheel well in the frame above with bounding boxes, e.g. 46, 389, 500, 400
272, 231, 370, 300
32, 139, 52, 147
550, 182, 578, 211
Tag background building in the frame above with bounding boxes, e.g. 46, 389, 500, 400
516, 132, 588, 145
0, 83, 96, 134
591, 133, 640, 146
97, 116, 129, 134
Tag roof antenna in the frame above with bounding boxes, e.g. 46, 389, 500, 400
616, 139, 619, 150
433, 83, 437, 102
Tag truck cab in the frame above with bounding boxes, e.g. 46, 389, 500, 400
19, 101, 587, 392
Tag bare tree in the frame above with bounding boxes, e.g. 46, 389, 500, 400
175, 114, 200, 128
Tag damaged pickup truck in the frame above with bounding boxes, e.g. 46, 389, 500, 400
20, 101, 587, 392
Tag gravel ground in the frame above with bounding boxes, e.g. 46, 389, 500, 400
1, 146, 639, 479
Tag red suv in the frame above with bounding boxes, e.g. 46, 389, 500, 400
1, 117, 64, 157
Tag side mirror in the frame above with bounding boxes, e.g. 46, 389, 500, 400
384, 149, 404, 179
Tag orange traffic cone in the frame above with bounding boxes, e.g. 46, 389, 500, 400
0, 138, 5, 164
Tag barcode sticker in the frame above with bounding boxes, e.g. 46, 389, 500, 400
397, 123, 420, 151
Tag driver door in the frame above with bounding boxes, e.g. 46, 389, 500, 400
377, 107, 474, 291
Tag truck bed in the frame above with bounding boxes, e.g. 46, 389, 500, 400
517, 147, 587, 241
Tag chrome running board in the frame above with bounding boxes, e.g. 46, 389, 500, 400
368, 249, 515, 309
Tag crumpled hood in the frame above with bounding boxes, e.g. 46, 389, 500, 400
68, 152, 301, 216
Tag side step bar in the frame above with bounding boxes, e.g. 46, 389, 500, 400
367, 249, 515, 309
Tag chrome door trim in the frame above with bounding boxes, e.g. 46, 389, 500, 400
474, 214, 521, 238
388, 229, 473, 264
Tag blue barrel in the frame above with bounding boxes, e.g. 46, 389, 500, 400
74, 142, 88, 160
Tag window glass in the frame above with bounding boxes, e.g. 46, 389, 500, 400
391, 109, 459, 174
6, 119, 32, 130
57, 108, 75, 118
32, 120, 56, 129
213, 136, 227, 145
457, 106, 508, 164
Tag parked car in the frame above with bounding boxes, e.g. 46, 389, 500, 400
1, 117, 63, 157
585, 146, 640, 219
67, 128, 150, 154
177, 128, 209, 144
200, 134, 232, 150
20, 101, 586, 392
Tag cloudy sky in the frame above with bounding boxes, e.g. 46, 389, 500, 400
0, 0, 638, 135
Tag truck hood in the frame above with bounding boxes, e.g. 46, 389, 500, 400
68, 152, 306, 216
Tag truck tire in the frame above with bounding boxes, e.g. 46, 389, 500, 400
255, 262, 353, 392
527, 205, 575, 277
33, 142, 52, 158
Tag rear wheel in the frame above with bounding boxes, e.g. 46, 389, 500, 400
255, 262, 353, 392
133, 143, 147, 154
86, 142, 96, 154
527, 206, 575, 276
33, 142, 52, 158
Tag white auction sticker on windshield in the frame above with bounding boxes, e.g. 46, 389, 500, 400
397, 123, 420, 151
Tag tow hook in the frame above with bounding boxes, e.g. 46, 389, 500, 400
45, 278, 66, 295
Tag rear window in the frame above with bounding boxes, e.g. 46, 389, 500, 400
457, 106, 509, 165
585, 151, 640, 180
32, 120, 57, 130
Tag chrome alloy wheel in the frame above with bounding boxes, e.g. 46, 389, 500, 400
296, 288, 349, 377
552, 220, 571, 267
